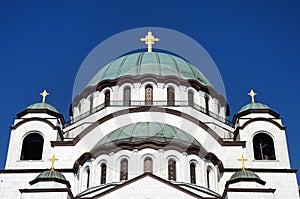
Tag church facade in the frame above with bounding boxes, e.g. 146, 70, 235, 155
0, 31, 299, 198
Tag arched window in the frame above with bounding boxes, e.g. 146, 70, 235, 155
205, 96, 210, 114
145, 85, 153, 105
190, 163, 196, 184
123, 87, 131, 106
89, 95, 94, 114
78, 102, 82, 114
144, 157, 153, 173
100, 163, 107, 184
83, 167, 90, 189
253, 133, 276, 160
104, 90, 110, 106
188, 91, 194, 106
217, 103, 222, 114
120, 159, 128, 181
207, 166, 214, 189
167, 87, 175, 106
207, 167, 210, 188
20, 133, 44, 160
168, 159, 176, 181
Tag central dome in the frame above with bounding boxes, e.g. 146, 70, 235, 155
87, 52, 212, 87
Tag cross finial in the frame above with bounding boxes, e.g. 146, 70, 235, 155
40, 90, 49, 103
238, 155, 248, 171
49, 154, 58, 171
248, 89, 257, 104
140, 31, 160, 52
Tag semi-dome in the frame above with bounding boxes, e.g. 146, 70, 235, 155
238, 102, 270, 113
95, 122, 201, 148
230, 170, 261, 181
87, 52, 212, 87
27, 102, 59, 113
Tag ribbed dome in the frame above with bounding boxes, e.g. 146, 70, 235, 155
87, 52, 212, 87
230, 170, 261, 181
27, 102, 59, 113
95, 122, 201, 147
238, 102, 270, 113
33, 170, 67, 181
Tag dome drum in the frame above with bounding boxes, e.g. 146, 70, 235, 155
73, 122, 224, 173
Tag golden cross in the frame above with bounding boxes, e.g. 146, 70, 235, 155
238, 155, 248, 171
248, 89, 257, 104
140, 31, 160, 52
40, 90, 49, 103
49, 154, 58, 171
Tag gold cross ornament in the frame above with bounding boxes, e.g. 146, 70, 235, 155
49, 154, 58, 171
248, 89, 257, 104
140, 31, 160, 52
40, 90, 49, 103
238, 155, 248, 171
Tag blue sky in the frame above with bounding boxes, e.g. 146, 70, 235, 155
0, 1, 299, 181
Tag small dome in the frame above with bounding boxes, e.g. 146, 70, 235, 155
230, 170, 261, 181
27, 102, 59, 113
238, 102, 270, 113
33, 170, 67, 181
95, 122, 201, 147
30, 170, 70, 187
87, 52, 212, 88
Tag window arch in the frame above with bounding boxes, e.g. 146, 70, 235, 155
144, 157, 153, 173
168, 159, 176, 181
120, 159, 128, 181
100, 163, 107, 184
145, 85, 153, 105
123, 87, 131, 106
190, 162, 196, 184
167, 87, 175, 106
20, 133, 44, 160
188, 90, 194, 106
205, 95, 210, 114
253, 133, 276, 160
104, 90, 110, 106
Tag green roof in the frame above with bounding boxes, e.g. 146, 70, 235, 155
230, 170, 261, 181
95, 122, 201, 147
87, 52, 212, 87
27, 102, 59, 113
33, 170, 67, 181
238, 102, 270, 113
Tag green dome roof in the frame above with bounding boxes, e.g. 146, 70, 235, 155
27, 102, 59, 113
87, 52, 212, 87
30, 170, 70, 187
230, 170, 261, 181
34, 170, 67, 181
95, 122, 201, 147
238, 103, 270, 113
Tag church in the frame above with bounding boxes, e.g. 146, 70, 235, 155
0, 31, 299, 198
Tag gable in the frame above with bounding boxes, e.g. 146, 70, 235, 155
77, 173, 208, 199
